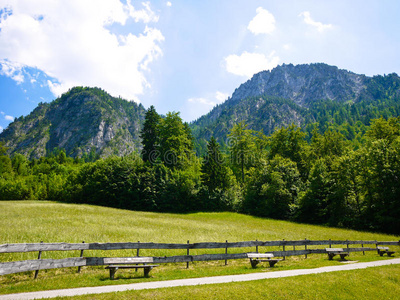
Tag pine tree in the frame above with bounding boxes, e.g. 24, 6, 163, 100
201, 137, 228, 191
140, 105, 161, 163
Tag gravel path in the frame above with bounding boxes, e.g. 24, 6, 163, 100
1, 258, 400, 300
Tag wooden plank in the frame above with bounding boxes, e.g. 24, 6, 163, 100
376, 241, 399, 246
271, 249, 327, 257
377, 246, 389, 250
347, 247, 376, 252
0, 258, 86, 275
1, 241, 397, 254
247, 253, 274, 258
106, 265, 159, 269
0, 243, 90, 253
103, 257, 153, 264
326, 248, 344, 252
152, 253, 249, 263
152, 255, 194, 263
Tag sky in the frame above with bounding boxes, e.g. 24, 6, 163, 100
1, 0, 400, 132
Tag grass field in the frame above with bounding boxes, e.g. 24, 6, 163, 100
1, 200, 399, 298
55, 265, 400, 300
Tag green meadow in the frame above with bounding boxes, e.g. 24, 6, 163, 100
1, 201, 399, 298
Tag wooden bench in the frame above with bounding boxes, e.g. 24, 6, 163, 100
377, 247, 395, 257
326, 248, 349, 260
247, 253, 282, 268
106, 265, 159, 279
103, 257, 158, 279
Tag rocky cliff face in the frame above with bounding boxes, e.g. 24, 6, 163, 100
0, 87, 146, 159
230, 63, 367, 106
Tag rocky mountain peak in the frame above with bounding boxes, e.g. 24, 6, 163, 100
0, 87, 146, 159
230, 63, 367, 106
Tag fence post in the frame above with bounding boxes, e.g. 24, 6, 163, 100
305, 238, 307, 259
362, 242, 365, 255
225, 240, 228, 266
346, 240, 349, 252
186, 240, 190, 269
136, 241, 140, 271
34, 241, 43, 279
77, 241, 85, 273
256, 239, 258, 253
283, 239, 286, 261
329, 239, 332, 248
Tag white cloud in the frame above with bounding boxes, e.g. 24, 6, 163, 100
299, 11, 333, 33
166, 2, 172, 7
1, 111, 14, 123
248, 7, 276, 35
0, 126, 3, 133
0, 60, 24, 83
224, 51, 279, 78
188, 97, 215, 106
283, 44, 291, 50
0, 0, 164, 101
185, 91, 229, 122
188, 91, 228, 107
127, 1, 159, 23
215, 91, 229, 102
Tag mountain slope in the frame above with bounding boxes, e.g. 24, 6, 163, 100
191, 63, 400, 151
0, 87, 146, 159
2, 63, 400, 159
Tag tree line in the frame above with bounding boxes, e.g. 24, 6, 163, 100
1, 107, 399, 234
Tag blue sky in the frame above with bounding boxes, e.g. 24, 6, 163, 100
1, 0, 400, 132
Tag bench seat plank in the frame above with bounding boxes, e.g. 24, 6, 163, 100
247, 253, 274, 259
104, 257, 153, 264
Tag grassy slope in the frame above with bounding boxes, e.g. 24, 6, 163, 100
2, 201, 398, 243
1, 201, 399, 297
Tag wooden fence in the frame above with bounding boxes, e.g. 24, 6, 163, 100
1, 240, 399, 276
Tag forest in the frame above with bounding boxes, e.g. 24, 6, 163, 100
0, 106, 399, 235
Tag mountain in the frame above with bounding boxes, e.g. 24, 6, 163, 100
2, 63, 400, 159
191, 63, 400, 152
0, 87, 146, 159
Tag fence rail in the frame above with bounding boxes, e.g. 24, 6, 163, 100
0, 240, 398, 276
1, 240, 399, 253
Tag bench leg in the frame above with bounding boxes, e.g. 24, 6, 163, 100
109, 267, 117, 280
268, 261, 277, 267
340, 254, 348, 260
379, 252, 384, 256
328, 254, 334, 260
143, 266, 153, 277
250, 259, 259, 268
